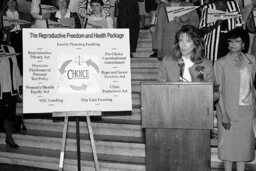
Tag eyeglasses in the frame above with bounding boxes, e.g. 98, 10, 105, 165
227, 39, 243, 44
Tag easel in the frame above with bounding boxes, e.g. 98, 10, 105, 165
53, 111, 101, 171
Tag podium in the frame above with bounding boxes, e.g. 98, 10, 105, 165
141, 82, 213, 171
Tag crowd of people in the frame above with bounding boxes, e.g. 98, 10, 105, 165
0, 0, 256, 171
0, 0, 255, 63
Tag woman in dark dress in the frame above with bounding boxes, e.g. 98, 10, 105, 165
117, 0, 140, 57
0, 29, 22, 148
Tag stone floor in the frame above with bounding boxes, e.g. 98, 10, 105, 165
0, 163, 56, 171
0, 163, 243, 171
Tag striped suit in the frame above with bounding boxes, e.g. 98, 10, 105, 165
199, 0, 243, 62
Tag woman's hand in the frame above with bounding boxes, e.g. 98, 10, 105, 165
215, 19, 222, 27
157, 49, 164, 58
150, 25, 156, 33
222, 115, 231, 130
42, 13, 50, 20
174, 16, 181, 24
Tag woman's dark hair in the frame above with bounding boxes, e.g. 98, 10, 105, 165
91, 0, 104, 6
227, 28, 250, 53
1, 0, 18, 12
55, 0, 70, 9
172, 24, 205, 64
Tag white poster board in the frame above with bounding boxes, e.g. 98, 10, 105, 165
23, 29, 131, 113
2, 16, 31, 27
165, 6, 199, 22
47, 18, 76, 29
207, 8, 239, 23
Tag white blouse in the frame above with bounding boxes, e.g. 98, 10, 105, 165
55, 10, 71, 18
87, 15, 113, 28
6, 9, 21, 32
239, 66, 252, 105
30, 0, 47, 28
182, 56, 194, 82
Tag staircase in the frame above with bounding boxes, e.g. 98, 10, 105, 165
1, 29, 256, 171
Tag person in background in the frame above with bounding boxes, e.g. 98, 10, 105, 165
30, 0, 50, 28
109, 0, 116, 27
68, 0, 79, 12
117, 0, 140, 58
48, 0, 81, 28
199, 0, 243, 63
78, 0, 111, 26
251, 33, 256, 58
1, 0, 23, 75
214, 28, 255, 171
149, 0, 167, 58
0, 30, 22, 148
138, 0, 146, 29
145, 0, 158, 26
155, 0, 199, 60
78, 0, 110, 17
246, 3, 256, 58
85, 0, 113, 28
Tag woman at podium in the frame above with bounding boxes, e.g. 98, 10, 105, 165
157, 24, 215, 83
214, 28, 255, 171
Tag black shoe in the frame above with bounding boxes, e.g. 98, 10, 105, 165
6, 139, 19, 148
157, 56, 163, 61
130, 54, 134, 58
150, 52, 157, 58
